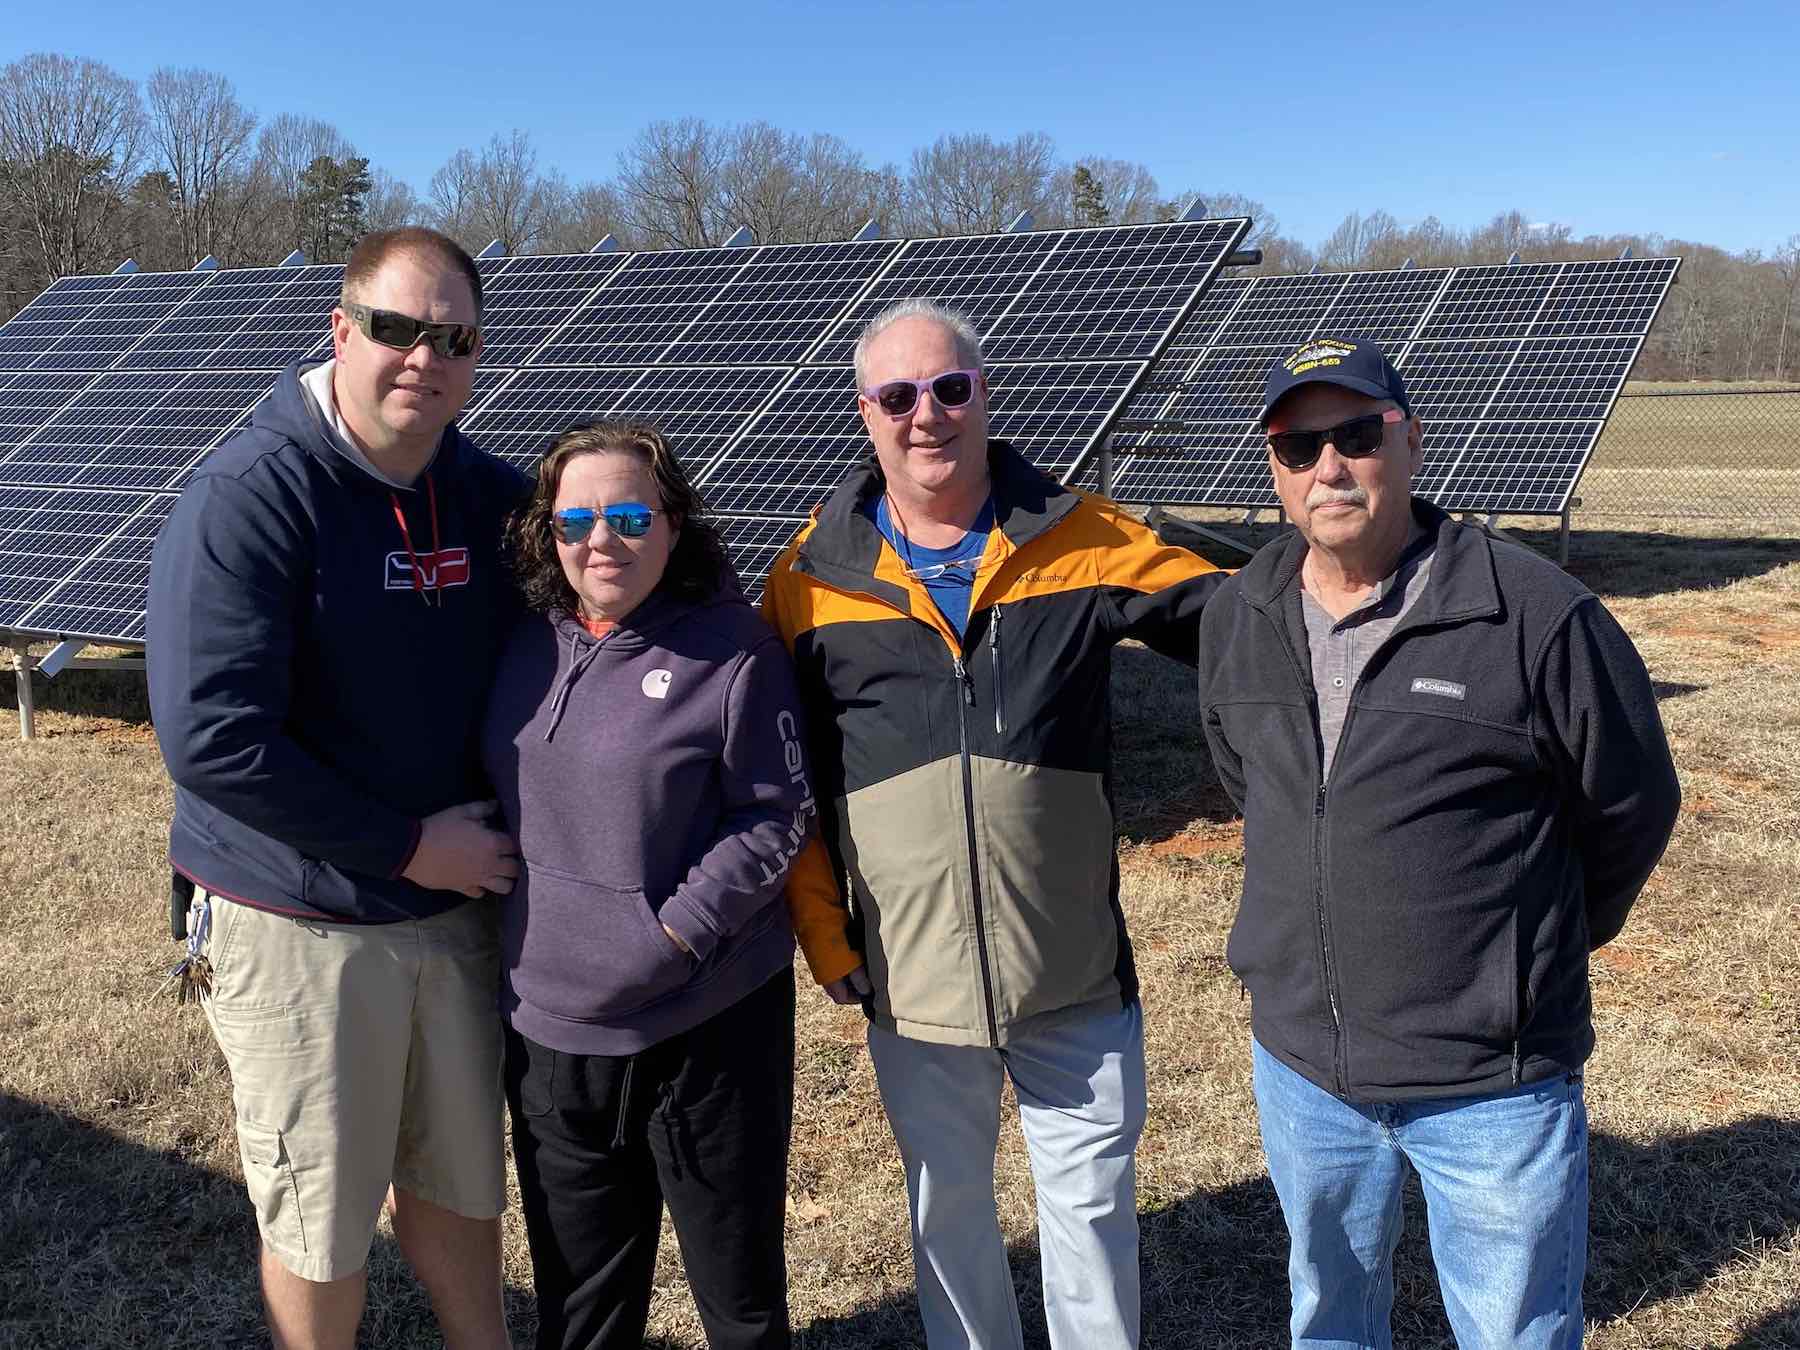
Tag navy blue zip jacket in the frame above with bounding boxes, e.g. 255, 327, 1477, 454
147, 359, 527, 923
1199, 501, 1680, 1101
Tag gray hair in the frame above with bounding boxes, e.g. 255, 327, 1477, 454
852, 299, 985, 390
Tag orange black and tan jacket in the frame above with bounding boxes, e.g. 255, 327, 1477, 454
761, 439, 1228, 1048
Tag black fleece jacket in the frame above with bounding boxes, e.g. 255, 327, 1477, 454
1198, 501, 1679, 1101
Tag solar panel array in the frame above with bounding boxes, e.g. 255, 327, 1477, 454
0, 216, 1250, 637
1106, 257, 1680, 512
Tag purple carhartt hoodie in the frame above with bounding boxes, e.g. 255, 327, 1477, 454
481, 584, 816, 1056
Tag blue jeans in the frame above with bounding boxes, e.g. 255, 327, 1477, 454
1251, 1039, 1588, 1350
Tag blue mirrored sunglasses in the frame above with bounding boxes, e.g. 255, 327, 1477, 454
552, 502, 662, 544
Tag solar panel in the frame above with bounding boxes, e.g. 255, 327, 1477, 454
1108, 257, 1678, 513
126, 267, 316, 371
0, 371, 101, 455
809, 219, 1248, 366
474, 252, 631, 367
461, 365, 790, 470
0, 275, 136, 371
11, 492, 174, 642
697, 360, 1147, 518
28, 271, 219, 372
661, 240, 903, 366
0, 216, 1251, 642
0, 485, 167, 635
715, 514, 804, 604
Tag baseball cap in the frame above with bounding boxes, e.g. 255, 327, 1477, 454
1259, 335, 1412, 426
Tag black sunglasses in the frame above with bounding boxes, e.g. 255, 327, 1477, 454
1267, 408, 1405, 471
863, 368, 981, 419
345, 303, 480, 360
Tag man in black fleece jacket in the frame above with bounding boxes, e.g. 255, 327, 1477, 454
1197, 336, 1679, 1350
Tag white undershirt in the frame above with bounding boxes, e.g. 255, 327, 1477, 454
298, 360, 436, 490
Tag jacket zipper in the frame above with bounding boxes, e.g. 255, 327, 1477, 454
1313, 775, 1346, 1096
953, 652, 1002, 1047
989, 605, 1006, 735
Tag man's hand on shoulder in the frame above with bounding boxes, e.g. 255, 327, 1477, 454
823, 965, 873, 1006
403, 801, 520, 899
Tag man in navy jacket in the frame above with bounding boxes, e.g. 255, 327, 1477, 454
1197, 336, 1679, 1349
148, 227, 524, 1349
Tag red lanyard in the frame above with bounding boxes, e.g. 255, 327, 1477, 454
389, 473, 442, 607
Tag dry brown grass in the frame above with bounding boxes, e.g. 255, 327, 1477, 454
3, 519, 1798, 1348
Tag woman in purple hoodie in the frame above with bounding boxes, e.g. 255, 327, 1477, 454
481, 421, 815, 1350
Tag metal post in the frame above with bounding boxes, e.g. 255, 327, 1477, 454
1559, 505, 1571, 566
11, 644, 34, 741
1097, 434, 1114, 498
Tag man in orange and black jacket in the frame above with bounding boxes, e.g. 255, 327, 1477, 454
762, 298, 1226, 1349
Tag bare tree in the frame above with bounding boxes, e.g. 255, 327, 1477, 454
429, 130, 561, 255
363, 168, 423, 234
0, 52, 143, 282
903, 131, 1060, 236
1318, 209, 1402, 270
1066, 157, 1162, 226
256, 113, 355, 254
615, 118, 728, 249
144, 66, 259, 265
539, 180, 632, 254
710, 123, 885, 244
1775, 234, 1800, 381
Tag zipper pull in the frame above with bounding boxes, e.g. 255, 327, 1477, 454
952, 655, 974, 706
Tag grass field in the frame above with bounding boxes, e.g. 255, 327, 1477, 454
1581, 385, 1800, 519
2, 507, 1798, 1344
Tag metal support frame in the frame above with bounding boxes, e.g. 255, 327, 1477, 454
10, 643, 33, 740
5, 641, 148, 740
1096, 435, 1114, 498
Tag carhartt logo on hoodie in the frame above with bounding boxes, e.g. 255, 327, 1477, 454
641, 669, 673, 700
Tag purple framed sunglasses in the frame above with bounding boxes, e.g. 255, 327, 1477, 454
862, 368, 983, 419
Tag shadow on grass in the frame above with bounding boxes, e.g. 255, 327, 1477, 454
800, 1117, 1800, 1350
0, 658, 153, 729
0, 1092, 539, 1348
1109, 643, 1233, 848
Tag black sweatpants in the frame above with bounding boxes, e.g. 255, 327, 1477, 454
504, 967, 796, 1350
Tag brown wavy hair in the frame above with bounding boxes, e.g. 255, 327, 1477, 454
509, 421, 733, 614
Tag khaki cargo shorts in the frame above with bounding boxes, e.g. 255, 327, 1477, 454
200, 892, 506, 1282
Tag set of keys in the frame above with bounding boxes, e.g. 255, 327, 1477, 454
160, 886, 213, 1005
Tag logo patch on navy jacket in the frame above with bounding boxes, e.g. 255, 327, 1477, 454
1411, 677, 1466, 701
385, 548, 471, 591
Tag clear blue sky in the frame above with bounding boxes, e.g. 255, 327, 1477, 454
12, 0, 1797, 257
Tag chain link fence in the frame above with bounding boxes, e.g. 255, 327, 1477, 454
1580, 386, 1800, 520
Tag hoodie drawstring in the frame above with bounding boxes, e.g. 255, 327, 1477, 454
389, 472, 442, 607
544, 626, 605, 742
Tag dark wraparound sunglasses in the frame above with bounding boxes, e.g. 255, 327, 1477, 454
552, 502, 663, 544
863, 368, 982, 419
345, 303, 480, 360
1268, 407, 1405, 471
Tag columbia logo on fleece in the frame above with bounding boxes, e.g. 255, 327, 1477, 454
759, 710, 817, 886
1411, 677, 1467, 701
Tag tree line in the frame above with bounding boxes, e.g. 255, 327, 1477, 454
3, 51, 1794, 383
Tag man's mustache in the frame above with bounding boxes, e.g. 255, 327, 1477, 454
1306, 486, 1369, 510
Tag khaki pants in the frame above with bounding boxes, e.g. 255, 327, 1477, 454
201, 893, 506, 1282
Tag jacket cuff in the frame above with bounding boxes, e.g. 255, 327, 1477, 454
797, 924, 861, 986
657, 893, 721, 965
